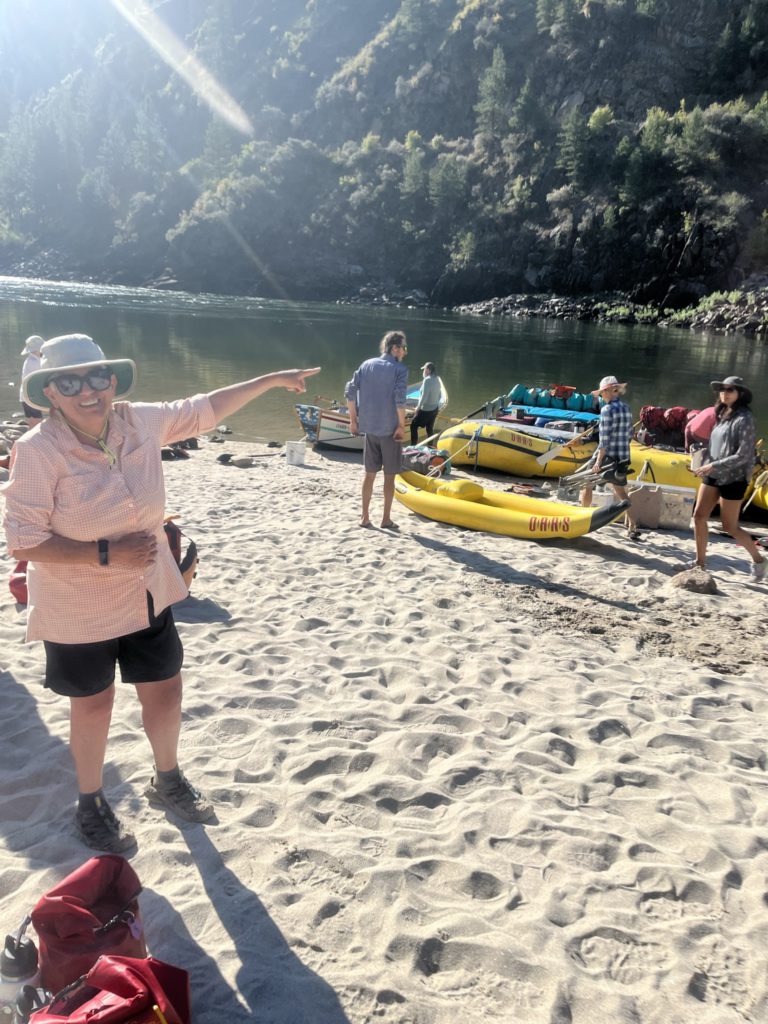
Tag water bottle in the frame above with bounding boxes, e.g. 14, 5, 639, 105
0, 919, 40, 1022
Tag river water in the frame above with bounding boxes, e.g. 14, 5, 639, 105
1, 276, 766, 441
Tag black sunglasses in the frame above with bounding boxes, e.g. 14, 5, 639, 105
720, 386, 738, 393
50, 368, 113, 397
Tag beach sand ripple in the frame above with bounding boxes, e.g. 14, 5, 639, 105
1, 442, 766, 1023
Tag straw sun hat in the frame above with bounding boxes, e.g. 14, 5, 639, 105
22, 334, 136, 411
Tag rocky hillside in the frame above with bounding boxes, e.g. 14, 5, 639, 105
1, 0, 767, 308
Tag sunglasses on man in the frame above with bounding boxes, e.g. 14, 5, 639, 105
49, 368, 113, 397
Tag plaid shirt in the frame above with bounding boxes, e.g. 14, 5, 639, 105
598, 398, 633, 462
2, 395, 216, 644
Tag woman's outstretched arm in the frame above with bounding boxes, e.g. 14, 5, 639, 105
207, 367, 320, 421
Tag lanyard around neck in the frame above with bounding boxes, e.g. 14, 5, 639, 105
60, 412, 117, 467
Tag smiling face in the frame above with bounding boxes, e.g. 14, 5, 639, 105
43, 367, 117, 437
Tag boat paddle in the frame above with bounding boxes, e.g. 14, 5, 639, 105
419, 396, 499, 449
535, 439, 578, 468
742, 468, 768, 512
535, 423, 598, 467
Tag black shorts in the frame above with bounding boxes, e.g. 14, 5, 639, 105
703, 476, 749, 501
43, 594, 183, 698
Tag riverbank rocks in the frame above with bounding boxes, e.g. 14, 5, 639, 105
453, 292, 641, 323
453, 283, 768, 338
659, 286, 768, 335
339, 284, 430, 308
669, 567, 718, 594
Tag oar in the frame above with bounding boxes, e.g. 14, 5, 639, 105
535, 435, 586, 467
419, 396, 499, 449
535, 423, 598, 467
742, 468, 768, 512
445, 396, 503, 426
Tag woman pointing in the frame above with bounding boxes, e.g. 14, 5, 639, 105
2, 333, 319, 852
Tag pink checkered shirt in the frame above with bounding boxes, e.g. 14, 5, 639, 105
2, 395, 216, 643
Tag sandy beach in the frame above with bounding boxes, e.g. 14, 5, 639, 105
1, 438, 767, 1024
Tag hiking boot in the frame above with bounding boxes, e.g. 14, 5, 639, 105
750, 559, 766, 582
145, 771, 214, 823
75, 796, 137, 853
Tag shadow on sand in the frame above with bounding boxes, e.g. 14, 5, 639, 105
147, 828, 351, 1023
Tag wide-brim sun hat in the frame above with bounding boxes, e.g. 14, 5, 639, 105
21, 334, 45, 356
590, 374, 627, 397
22, 334, 136, 411
710, 374, 752, 403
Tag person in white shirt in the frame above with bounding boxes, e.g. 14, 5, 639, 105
19, 335, 45, 428
409, 361, 441, 445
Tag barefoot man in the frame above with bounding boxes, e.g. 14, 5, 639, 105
345, 330, 408, 529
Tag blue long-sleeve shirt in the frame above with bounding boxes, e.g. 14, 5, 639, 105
344, 354, 408, 436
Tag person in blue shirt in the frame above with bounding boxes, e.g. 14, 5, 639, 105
345, 331, 408, 528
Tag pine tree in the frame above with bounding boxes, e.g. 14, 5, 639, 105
475, 47, 508, 136
557, 108, 590, 190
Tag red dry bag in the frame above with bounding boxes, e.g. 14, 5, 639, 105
9, 560, 28, 604
29, 955, 191, 1024
30, 856, 146, 994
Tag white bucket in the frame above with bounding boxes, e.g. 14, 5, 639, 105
285, 441, 306, 466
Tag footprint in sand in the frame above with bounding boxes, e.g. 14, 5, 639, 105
689, 940, 754, 1017
640, 890, 718, 922
569, 926, 674, 984
545, 736, 578, 765
588, 718, 631, 743
291, 751, 375, 784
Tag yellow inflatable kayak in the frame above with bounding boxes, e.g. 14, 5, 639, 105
394, 471, 629, 539
439, 419, 700, 487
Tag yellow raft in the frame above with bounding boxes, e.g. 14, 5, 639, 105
746, 467, 768, 511
439, 419, 699, 487
394, 471, 629, 539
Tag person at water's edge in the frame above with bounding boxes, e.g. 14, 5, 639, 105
568, 375, 641, 541
2, 332, 319, 853
345, 330, 408, 529
690, 375, 765, 582
410, 361, 441, 445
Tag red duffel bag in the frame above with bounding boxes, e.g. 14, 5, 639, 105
30, 856, 146, 993
9, 560, 28, 604
29, 955, 191, 1024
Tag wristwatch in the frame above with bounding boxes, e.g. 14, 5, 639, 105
97, 539, 109, 566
